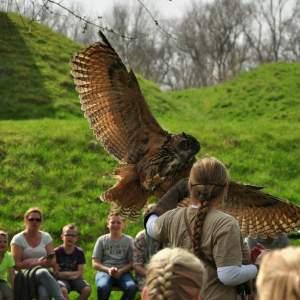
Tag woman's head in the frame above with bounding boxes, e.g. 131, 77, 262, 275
24, 207, 43, 230
143, 247, 206, 300
257, 247, 300, 300
188, 157, 229, 204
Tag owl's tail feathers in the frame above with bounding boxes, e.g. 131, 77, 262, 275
100, 164, 149, 218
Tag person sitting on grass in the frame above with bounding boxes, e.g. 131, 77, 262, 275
0, 230, 14, 300
11, 207, 65, 300
133, 205, 161, 291
92, 212, 137, 300
142, 247, 206, 300
54, 224, 91, 300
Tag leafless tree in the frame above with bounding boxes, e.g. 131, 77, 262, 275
104, 2, 174, 87
245, 0, 300, 63
174, 0, 251, 87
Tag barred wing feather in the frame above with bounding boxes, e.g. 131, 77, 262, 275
71, 38, 166, 164
223, 182, 300, 238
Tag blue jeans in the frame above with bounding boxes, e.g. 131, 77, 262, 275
95, 271, 137, 300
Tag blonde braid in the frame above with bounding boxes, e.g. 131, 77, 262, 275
145, 248, 205, 300
147, 263, 174, 300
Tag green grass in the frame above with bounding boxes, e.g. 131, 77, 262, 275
1, 12, 300, 300
0, 13, 174, 121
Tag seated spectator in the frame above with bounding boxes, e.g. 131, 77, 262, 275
133, 229, 161, 290
54, 224, 91, 300
0, 230, 14, 300
11, 207, 65, 300
92, 212, 138, 300
256, 246, 300, 300
142, 247, 206, 300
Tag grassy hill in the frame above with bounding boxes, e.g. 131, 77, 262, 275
0, 12, 174, 120
1, 12, 300, 299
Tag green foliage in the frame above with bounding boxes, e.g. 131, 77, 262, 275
1, 12, 300, 299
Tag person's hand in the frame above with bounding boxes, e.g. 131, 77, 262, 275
113, 270, 123, 279
23, 258, 39, 268
38, 257, 49, 267
108, 267, 118, 277
250, 243, 265, 263
255, 249, 268, 265
69, 271, 81, 280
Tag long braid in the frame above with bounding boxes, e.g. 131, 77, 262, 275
188, 157, 229, 261
192, 202, 210, 260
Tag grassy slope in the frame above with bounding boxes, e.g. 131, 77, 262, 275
1, 12, 300, 299
0, 12, 81, 119
0, 13, 173, 120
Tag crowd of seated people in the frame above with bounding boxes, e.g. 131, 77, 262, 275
0, 158, 298, 300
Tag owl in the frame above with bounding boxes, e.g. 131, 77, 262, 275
71, 32, 200, 217
71, 32, 300, 237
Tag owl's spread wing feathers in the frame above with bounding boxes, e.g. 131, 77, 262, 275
223, 182, 300, 238
71, 36, 166, 163
174, 179, 300, 237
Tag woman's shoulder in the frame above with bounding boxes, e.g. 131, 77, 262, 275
10, 231, 25, 245
208, 209, 238, 226
39, 230, 51, 237
39, 231, 53, 243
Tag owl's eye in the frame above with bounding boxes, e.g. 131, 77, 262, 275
178, 140, 189, 150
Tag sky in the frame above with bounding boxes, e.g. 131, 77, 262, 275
63, 0, 194, 19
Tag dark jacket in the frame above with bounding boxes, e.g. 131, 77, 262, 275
14, 266, 44, 300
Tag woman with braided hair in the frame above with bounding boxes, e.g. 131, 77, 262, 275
145, 157, 258, 300
256, 246, 300, 300
142, 247, 205, 300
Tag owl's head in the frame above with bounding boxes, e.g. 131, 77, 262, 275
171, 132, 200, 162
154, 133, 200, 194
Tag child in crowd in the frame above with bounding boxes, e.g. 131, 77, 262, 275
92, 212, 137, 300
133, 204, 161, 290
54, 224, 91, 300
133, 230, 161, 290
142, 247, 205, 300
0, 230, 14, 300
256, 246, 300, 300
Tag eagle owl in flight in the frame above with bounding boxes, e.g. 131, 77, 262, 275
71, 32, 300, 237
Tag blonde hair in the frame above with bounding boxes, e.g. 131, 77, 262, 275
0, 230, 8, 239
189, 157, 229, 259
145, 247, 206, 300
24, 207, 43, 221
257, 247, 300, 300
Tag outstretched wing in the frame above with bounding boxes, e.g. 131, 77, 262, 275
71, 33, 167, 163
223, 182, 300, 238
165, 179, 300, 238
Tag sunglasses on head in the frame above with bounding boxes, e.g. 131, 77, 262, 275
27, 218, 41, 222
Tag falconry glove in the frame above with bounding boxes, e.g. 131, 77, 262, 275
144, 178, 189, 226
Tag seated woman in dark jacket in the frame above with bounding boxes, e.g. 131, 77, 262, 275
11, 207, 65, 300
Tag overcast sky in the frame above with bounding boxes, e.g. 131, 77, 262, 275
63, 0, 194, 19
